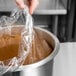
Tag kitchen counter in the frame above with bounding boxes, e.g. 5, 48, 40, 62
53, 42, 76, 76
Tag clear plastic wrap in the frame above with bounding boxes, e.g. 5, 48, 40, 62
0, 6, 53, 75
24, 29, 53, 65
0, 7, 33, 75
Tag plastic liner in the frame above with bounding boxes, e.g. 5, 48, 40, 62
24, 29, 53, 65
0, 6, 53, 75
0, 7, 33, 75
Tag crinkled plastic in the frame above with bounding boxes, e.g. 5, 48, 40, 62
23, 29, 53, 65
0, 7, 33, 75
0, 6, 53, 75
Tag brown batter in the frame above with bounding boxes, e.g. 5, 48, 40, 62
23, 31, 53, 65
0, 34, 21, 61
0, 30, 53, 65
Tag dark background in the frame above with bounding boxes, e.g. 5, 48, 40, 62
0, 0, 76, 42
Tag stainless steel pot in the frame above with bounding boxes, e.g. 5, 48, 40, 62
2, 27, 60, 76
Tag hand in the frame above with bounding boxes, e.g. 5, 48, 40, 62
16, 0, 39, 14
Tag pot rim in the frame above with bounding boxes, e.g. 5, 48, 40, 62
16, 27, 60, 71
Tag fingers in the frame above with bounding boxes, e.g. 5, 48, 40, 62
16, 0, 25, 9
29, 0, 39, 14
16, 0, 39, 14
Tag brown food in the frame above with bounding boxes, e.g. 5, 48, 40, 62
23, 31, 53, 65
0, 34, 21, 61
0, 30, 53, 65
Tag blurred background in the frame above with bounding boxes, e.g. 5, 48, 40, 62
0, 0, 76, 42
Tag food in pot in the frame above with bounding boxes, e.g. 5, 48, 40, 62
0, 29, 53, 64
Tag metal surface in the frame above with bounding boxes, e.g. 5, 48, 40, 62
0, 0, 67, 15
34, 0, 67, 15
3, 42, 76, 76
2, 27, 60, 76
74, 22, 76, 41
53, 42, 76, 76
53, 15, 58, 36
20, 60, 53, 76
65, 0, 75, 41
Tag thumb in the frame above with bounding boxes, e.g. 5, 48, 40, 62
29, 0, 39, 14
16, 0, 25, 9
